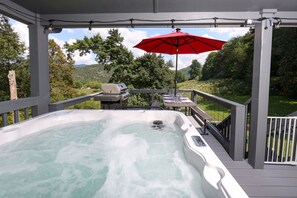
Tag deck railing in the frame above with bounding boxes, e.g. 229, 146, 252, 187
216, 115, 232, 140
266, 116, 297, 165
0, 93, 100, 127
49, 92, 100, 111
0, 89, 247, 160
191, 90, 246, 161
0, 97, 38, 127
244, 98, 297, 165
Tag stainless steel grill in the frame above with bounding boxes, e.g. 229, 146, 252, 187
94, 83, 130, 109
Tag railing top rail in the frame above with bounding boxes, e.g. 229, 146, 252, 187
193, 89, 244, 109
50, 92, 100, 105
129, 89, 193, 94
129, 89, 169, 94
268, 116, 297, 119
0, 97, 38, 114
243, 97, 252, 105
49, 92, 101, 111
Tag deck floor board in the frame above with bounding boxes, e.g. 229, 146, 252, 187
188, 117, 297, 198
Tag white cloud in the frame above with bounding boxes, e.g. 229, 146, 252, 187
208, 27, 249, 38
48, 35, 96, 65
86, 28, 148, 58
64, 29, 75, 34
197, 52, 212, 65
67, 38, 76, 45
49, 35, 65, 48
11, 21, 29, 47
72, 51, 97, 65
201, 34, 215, 39
87, 28, 109, 38
164, 51, 212, 70
119, 28, 148, 57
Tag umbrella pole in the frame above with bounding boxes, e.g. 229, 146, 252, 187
174, 48, 178, 97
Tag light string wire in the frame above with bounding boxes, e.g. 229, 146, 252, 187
1, 2, 297, 28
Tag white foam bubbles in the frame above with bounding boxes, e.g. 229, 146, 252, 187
0, 118, 205, 198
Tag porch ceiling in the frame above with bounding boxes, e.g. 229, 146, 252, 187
9, 0, 297, 14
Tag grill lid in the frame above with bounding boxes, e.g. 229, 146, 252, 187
101, 83, 127, 95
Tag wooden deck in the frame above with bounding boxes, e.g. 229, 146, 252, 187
187, 116, 297, 198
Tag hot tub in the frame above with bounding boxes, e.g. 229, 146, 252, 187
0, 110, 248, 198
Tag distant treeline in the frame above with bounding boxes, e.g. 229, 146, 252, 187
202, 29, 297, 97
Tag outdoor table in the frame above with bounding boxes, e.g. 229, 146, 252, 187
163, 95, 196, 115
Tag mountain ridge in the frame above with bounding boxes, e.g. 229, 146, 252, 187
73, 64, 112, 83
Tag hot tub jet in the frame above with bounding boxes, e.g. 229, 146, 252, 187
152, 120, 165, 129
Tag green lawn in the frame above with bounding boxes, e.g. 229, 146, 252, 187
226, 95, 297, 116
178, 79, 297, 117
75, 88, 99, 95
267, 96, 297, 116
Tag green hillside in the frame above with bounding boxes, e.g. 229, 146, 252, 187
179, 66, 190, 80
73, 64, 112, 83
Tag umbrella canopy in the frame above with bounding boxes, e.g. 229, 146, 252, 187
134, 28, 226, 96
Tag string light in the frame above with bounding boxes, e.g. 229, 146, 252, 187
43, 20, 62, 33
275, 17, 282, 29
213, 17, 218, 28
2, 1, 297, 31
88, 20, 93, 33
130, 18, 135, 31
171, 19, 175, 31
48, 20, 54, 31
249, 27, 255, 34
245, 19, 253, 27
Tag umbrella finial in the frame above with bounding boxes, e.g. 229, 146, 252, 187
176, 28, 181, 32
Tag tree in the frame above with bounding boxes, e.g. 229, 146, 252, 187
14, 59, 30, 98
65, 29, 134, 84
86, 81, 101, 89
202, 52, 221, 80
176, 71, 186, 83
272, 28, 297, 97
201, 33, 254, 94
188, 59, 202, 80
218, 33, 254, 81
0, 15, 28, 101
132, 53, 174, 89
165, 59, 174, 68
49, 39, 76, 102
127, 53, 174, 106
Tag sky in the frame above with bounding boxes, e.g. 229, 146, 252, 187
10, 19, 249, 69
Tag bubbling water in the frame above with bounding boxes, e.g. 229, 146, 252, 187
0, 118, 205, 198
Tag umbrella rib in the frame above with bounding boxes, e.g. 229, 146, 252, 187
179, 37, 223, 53
174, 37, 204, 53
147, 38, 167, 52
135, 38, 164, 50
143, 38, 176, 53
191, 37, 224, 50
179, 37, 200, 53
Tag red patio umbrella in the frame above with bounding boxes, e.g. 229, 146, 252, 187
134, 28, 226, 96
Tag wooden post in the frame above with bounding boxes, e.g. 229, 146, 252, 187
7, 70, 19, 123
8, 70, 18, 100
